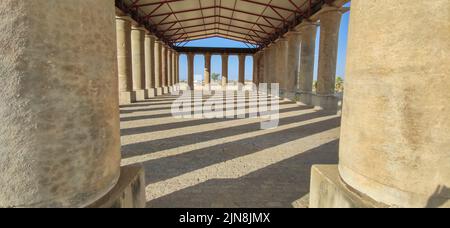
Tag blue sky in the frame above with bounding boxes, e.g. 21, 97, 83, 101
177, 6, 350, 81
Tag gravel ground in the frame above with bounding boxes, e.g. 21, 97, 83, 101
120, 92, 341, 208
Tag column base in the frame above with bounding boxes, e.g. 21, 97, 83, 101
146, 88, 156, 98
297, 92, 313, 106
156, 87, 163, 96
119, 91, 136, 105
283, 91, 297, 101
134, 90, 146, 101
309, 165, 387, 208
311, 93, 339, 112
162, 87, 169, 94
87, 164, 146, 208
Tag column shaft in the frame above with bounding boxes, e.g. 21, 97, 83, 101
238, 54, 246, 86
161, 45, 168, 89
204, 53, 212, 86
144, 33, 156, 97
167, 49, 172, 87
298, 22, 318, 97
0, 0, 120, 207
317, 7, 342, 95
286, 32, 302, 99
154, 41, 162, 90
275, 38, 288, 95
115, 16, 133, 93
187, 53, 195, 90
338, 0, 450, 208
221, 54, 229, 86
131, 26, 146, 100
252, 54, 259, 85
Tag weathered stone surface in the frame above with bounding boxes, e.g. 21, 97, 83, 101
131, 26, 146, 92
339, 0, 450, 208
116, 16, 133, 93
297, 21, 317, 101
144, 34, 156, 91
88, 165, 146, 208
221, 54, 229, 86
238, 54, 246, 86
204, 53, 212, 85
187, 53, 195, 89
154, 41, 163, 88
310, 165, 386, 208
120, 91, 137, 105
0, 0, 121, 207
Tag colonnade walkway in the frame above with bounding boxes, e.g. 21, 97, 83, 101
119, 89, 341, 208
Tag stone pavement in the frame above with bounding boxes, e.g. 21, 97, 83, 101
120, 93, 341, 208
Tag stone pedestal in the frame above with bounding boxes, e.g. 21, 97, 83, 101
134, 89, 146, 101
146, 88, 156, 98
156, 87, 163, 96
298, 92, 313, 105
310, 165, 386, 208
120, 91, 137, 105
163, 87, 169, 94
311, 94, 339, 112
88, 165, 146, 208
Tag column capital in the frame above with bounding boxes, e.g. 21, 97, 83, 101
313, 4, 349, 20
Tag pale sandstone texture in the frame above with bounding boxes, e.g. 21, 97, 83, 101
0, 0, 121, 207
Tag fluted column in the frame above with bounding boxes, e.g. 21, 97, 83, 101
187, 53, 195, 90
313, 5, 343, 110
144, 33, 156, 98
238, 54, 246, 89
154, 40, 163, 95
221, 54, 229, 87
204, 53, 212, 89
0, 0, 121, 207
115, 16, 136, 105
161, 44, 168, 93
286, 31, 302, 100
297, 21, 318, 105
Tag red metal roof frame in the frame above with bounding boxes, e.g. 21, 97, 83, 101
115, 0, 330, 49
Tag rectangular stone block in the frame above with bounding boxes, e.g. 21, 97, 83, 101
163, 87, 169, 94
156, 87, 163, 96
119, 91, 136, 105
311, 94, 339, 112
135, 89, 146, 101
298, 92, 313, 106
309, 165, 386, 208
146, 88, 156, 98
88, 165, 146, 208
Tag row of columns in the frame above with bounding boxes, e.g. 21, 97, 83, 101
116, 16, 180, 105
253, 4, 344, 110
185, 53, 249, 90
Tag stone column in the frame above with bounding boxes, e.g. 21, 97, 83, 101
167, 49, 173, 90
268, 44, 277, 84
171, 51, 177, 88
238, 54, 246, 89
263, 49, 270, 84
0, 0, 122, 207
221, 54, 229, 87
313, 5, 344, 111
115, 16, 136, 105
187, 53, 195, 90
204, 53, 212, 90
154, 41, 163, 96
161, 45, 168, 93
258, 51, 265, 85
176, 53, 180, 84
144, 33, 156, 98
286, 31, 302, 101
310, 0, 450, 208
252, 53, 259, 86
275, 38, 288, 98
131, 26, 147, 101
297, 21, 318, 105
